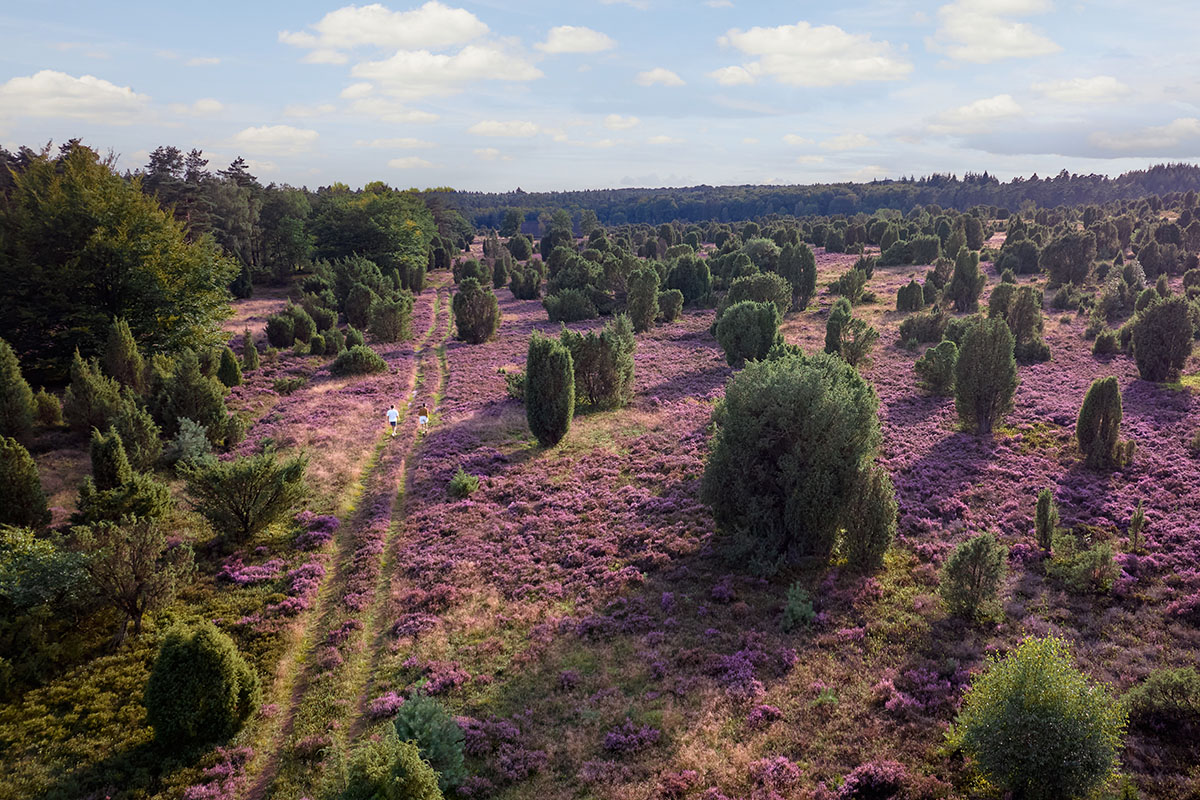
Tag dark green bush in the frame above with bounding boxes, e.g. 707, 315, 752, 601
309, 334, 326, 356
510, 264, 543, 300
831, 269, 868, 304
915, 340, 958, 394
825, 298, 853, 355
1076, 376, 1129, 468
1131, 295, 1193, 381
950, 636, 1125, 800
102, 318, 146, 394
452, 258, 489, 285
626, 267, 660, 332
955, 318, 1017, 434
0, 338, 35, 439
896, 280, 924, 312
343, 726, 443, 800
560, 315, 636, 409
242, 329, 260, 371
940, 532, 1007, 620
63, 351, 122, 433
702, 351, 880, 565
73, 470, 173, 525
33, 387, 62, 427
150, 349, 230, 443
778, 242, 818, 310
447, 467, 478, 499
369, 293, 415, 343
719, 272, 791, 320
286, 304, 316, 344
1125, 667, 1200, 735
897, 307, 949, 344
181, 450, 308, 542
995, 238, 1040, 275
331, 345, 388, 376
346, 284, 380, 330
1092, 329, 1119, 355
525, 333, 574, 446
1046, 532, 1119, 594
90, 427, 132, 491
658, 289, 684, 322
841, 464, 896, 573
393, 692, 467, 791
345, 326, 365, 349
716, 300, 780, 367
144, 621, 261, 747
543, 288, 598, 323
1035, 487, 1058, 552
910, 234, 941, 265
1042, 230, 1097, 286
506, 234, 533, 262
0, 437, 49, 528
216, 347, 243, 388
946, 249, 986, 312
666, 256, 711, 305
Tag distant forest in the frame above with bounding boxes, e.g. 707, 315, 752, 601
445, 163, 1200, 229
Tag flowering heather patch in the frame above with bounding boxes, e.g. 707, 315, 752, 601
366, 691, 405, 720
837, 759, 909, 799
182, 746, 253, 800
216, 557, 284, 585
748, 755, 804, 800
603, 718, 661, 755
746, 704, 783, 728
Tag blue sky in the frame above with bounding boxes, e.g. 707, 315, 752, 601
2, 1, 1198, 191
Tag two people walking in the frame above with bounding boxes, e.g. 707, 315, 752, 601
386, 402, 429, 437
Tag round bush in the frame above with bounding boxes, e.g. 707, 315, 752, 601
0, 436, 49, 528
453, 278, 502, 343
393, 692, 467, 791
702, 351, 880, 564
331, 345, 388, 376
658, 289, 684, 323
343, 726, 443, 800
144, 621, 261, 747
915, 340, 957, 394
940, 532, 1007, 620
716, 300, 780, 367
542, 288, 597, 323
950, 636, 1126, 800
265, 313, 295, 348
896, 279, 924, 312
1076, 376, 1123, 468
719, 272, 791, 319
217, 347, 242, 388
1125, 667, 1200, 735
1131, 295, 1193, 382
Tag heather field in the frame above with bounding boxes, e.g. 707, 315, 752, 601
5, 243, 1200, 800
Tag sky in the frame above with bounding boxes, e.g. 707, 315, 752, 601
1, 0, 1198, 192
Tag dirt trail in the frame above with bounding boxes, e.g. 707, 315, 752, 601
246, 278, 453, 800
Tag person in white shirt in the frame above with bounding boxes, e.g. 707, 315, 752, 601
386, 405, 399, 437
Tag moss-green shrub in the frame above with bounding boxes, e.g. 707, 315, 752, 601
0, 436, 49, 528
265, 313, 295, 348
841, 464, 896, 573
781, 582, 815, 632
1125, 667, 1200, 735
949, 636, 1126, 800
626, 267, 660, 332
241, 329, 260, 371
447, 467, 478, 499
393, 692, 467, 791
525, 333, 574, 447
658, 289, 684, 323
915, 340, 957, 394
543, 288, 597, 323
343, 726, 444, 800
560, 315, 636, 409
216, 347, 243, 388
1131, 295, 1193, 381
1046, 532, 1119, 595
896, 280, 924, 312
716, 300, 781, 367
940, 532, 1007, 620
370, 293, 415, 343
0, 338, 35, 438
180, 450, 308, 542
144, 621, 261, 747
63, 351, 122, 433
331, 345, 388, 376
955, 317, 1017, 434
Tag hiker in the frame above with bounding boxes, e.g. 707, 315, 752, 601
416, 402, 429, 435
386, 404, 399, 437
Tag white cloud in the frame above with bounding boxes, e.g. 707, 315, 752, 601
356, 137, 436, 148
232, 125, 319, 156
280, 2, 488, 57
928, 0, 1059, 63
474, 147, 511, 161
0, 70, 149, 124
572, 138, 617, 148
536, 26, 616, 54
796, 155, 825, 164
1090, 118, 1200, 154
635, 67, 685, 87
647, 135, 684, 145
468, 119, 540, 138
604, 114, 639, 130
783, 133, 813, 146
283, 103, 337, 117
245, 159, 278, 174
928, 93, 1024, 134
388, 156, 434, 169
349, 97, 439, 123
169, 97, 224, 116
717, 22, 911, 87
352, 45, 542, 99
341, 82, 373, 99
1032, 75, 1131, 104
303, 49, 349, 65
709, 65, 756, 86
706, 0, 734, 6
820, 133, 873, 150
186, 56, 220, 66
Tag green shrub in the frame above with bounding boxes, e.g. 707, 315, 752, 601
910, 234, 941, 265
265, 313, 295, 348
896, 280, 924, 312
543, 288, 598, 323
781, 581, 815, 632
498, 368, 524, 401
626, 267, 660, 332
915, 340, 958, 394
949, 636, 1126, 800
343, 726, 444, 800
452, 258, 489, 284
242, 329, 260, 371
995, 238, 1040, 274
181, 450, 308, 542
309, 334, 326, 356
1125, 667, 1200, 734
897, 307, 948, 344
525, 333, 574, 447
327, 326, 346, 355
716, 300, 780, 367
73, 469, 172, 525
0, 338, 35, 439
167, 418, 212, 468
955, 318, 1017, 434
144, 621, 261, 747
451, 278, 502, 342
506, 234, 533, 262
331, 345, 388, 376
346, 284, 380, 330
841, 465, 897, 573
1131, 295, 1193, 381
1046, 532, 1119, 594
102, 317, 147, 394
273, 376, 307, 395
90, 427, 132, 491
1035, 487, 1058, 552
393, 692, 467, 791
0, 436, 49, 528
510, 265, 543, 300
1127, 501, 1146, 552
492, 256, 510, 289
658, 289, 684, 322
150, 349, 230, 443
370, 293, 415, 343
940, 533, 1007, 620
831, 269, 868, 304
1042, 230, 1097, 286
287, 303, 316, 344
560, 315, 636, 409
447, 467, 478, 499
666, 256, 711, 305
1134, 287, 1157, 312
1076, 376, 1131, 468
345, 325, 366, 349
825, 298, 852, 355
719, 273, 791, 320
216, 347, 243, 388
1092, 329, 1119, 355
778, 242, 818, 310
63, 351, 122, 433
33, 387, 62, 427
702, 351, 880, 565
946, 249, 986, 312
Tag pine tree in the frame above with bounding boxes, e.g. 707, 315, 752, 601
0, 436, 50, 528
217, 347, 243, 388
90, 427, 133, 491
62, 350, 123, 433
0, 337, 35, 438
241, 329, 260, 371
103, 318, 146, 394
525, 333, 574, 446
